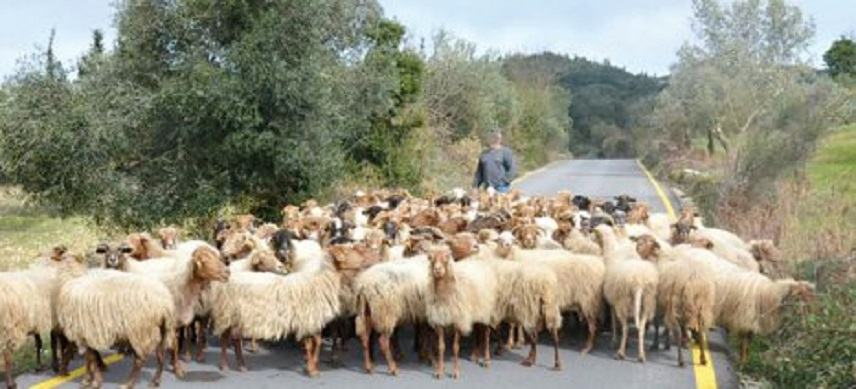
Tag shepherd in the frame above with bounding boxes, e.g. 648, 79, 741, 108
473, 130, 517, 193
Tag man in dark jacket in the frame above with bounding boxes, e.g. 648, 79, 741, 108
472, 131, 517, 193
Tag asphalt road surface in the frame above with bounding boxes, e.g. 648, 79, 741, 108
20, 159, 738, 389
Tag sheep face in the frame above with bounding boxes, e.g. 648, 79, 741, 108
281, 205, 301, 221
572, 195, 592, 211
634, 234, 661, 260
513, 224, 541, 249
254, 223, 279, 241
671, 221, 695, 244
271, 229, 296, 265
447, 233, 479, 260
382, 220, 399, 243
50, 245, 69, 261
192, 246, 230, 283
157, 227, 179, 250
494, 232, 515, 258
627, 203, 650, 224
785, 280, 816, 303
750, 240, 779, 262
221, 231, 255, 262
213, 219, 231, 250
250, 250, 286, 274
96, 243, 133, 269
427, 246, 453, 279
126, 232, 154, 260
234, 214, 257, 232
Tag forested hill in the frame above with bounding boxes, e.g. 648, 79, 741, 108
504, 53, 666, 158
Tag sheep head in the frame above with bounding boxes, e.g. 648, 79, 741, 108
633, 234, 661, 261
254, 223, 280, 241
250, 250, 286, 274
513, 224, 542, 249
446, 232, 479, 260
689, 236, 714, 250
494, 231, 516, 259
281, 205, 301, 221
427, 245, 453, 279
627, 203, 650, 224
220, 230, 256, 262
213, 219, 231, 250
670, 220, 696, 244
750, 240, 779, 263
477, 228, 498, 244
157, 227, 180, 250
270, 229, 296, 266
126, 232, 156, 260
234, 214, 256, 232
50, 245, 68, 261
192, 246, 230, 283
96, 242, 133, 270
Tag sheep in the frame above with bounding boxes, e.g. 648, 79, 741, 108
691, 228, 759, 272
468, 245, 564, 370
715, 272, 814, 364
635, 235, 716, 367
112, 244, 230, 376
56, 266, 175, 388
354, 255, 431, 375
210, 252, 341, 376
424, 245, 498, 379
493, 233, 604, 355
157, 227, 180, 250
594, 224, 659, 362
552, 221, 602, 255
270, 229, 324, 271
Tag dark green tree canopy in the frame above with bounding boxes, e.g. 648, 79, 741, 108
823, 36, 856, 78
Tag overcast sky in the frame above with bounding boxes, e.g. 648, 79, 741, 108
0, 0, 852, 78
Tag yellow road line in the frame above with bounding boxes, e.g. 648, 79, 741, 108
30, 353, 124, 389
636, 159, 717, 389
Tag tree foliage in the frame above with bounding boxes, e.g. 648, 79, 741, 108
823, 36, 856, 79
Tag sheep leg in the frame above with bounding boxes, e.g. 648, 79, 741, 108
615, 319, 627, 360
521, 331, 537, 367
151, 343, 165, 387
469, 324, 482, 363
171, 343, 185, 378
505, 323, 515, 352
739, 333, 751, 365
32, 334, 44, 371
417, 325, 433, 364
81, 348, 94, 388
194, 317, 208, 362
302, 336, 319, 378
85, 349, 104, 388
378, 333, 398, 376
514, 325, 525, 349
551, 326, 562, 371
312, 334, 323, 377
359, 326, 373, 374
122, 352, 145, 389
610, 309, 618, 347
637, 317, 648, 363
4, 350, 15, 389
391, 328, 403, 361
49, 330, 61, 373
451, 330, 460, 379
481, 326, 492, 368
231, 329, 247, 372
247, 339, 258, 354
582, 316, 597, 354
696, 330, 708, 366
58, 338, 74, 376
433, 326, 445, 379
649, 318, 660, 351
671, 326, 684, 367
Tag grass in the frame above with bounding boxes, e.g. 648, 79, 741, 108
0, 186, 102, 272
806, 123, 856, 202
738, 124, 856, 388
0, 185, 102, 376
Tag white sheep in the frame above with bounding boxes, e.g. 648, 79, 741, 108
635, 235, 716, 367
594, 224, 659, 363
469, 245, 563, 369
713, 271, 814, 364
691, 228, 759, 272
493, 234, 604, 355
56, 267, 176, 388
210, 253, 341, 377
424, 246, 497, 379
0, 269, 52, 388
354, 255, 431, 375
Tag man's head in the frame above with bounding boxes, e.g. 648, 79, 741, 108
489, 131, 502, 148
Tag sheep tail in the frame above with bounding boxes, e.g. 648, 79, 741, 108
633, 287, 644, 330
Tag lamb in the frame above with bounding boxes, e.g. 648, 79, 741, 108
594, 224, 659, 362
424, 245, 498, 379
493, 233, 604, 355
713, 272, 814, 364
354, 255, 431, 375
56, 266, 175, 388
634, 235, 716, 367
210, 252, 341, 376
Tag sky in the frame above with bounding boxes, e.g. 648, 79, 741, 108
0, 0, 852, 78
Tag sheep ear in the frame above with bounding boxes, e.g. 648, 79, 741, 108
95, 244, 109, 254
119, 244, 133, 254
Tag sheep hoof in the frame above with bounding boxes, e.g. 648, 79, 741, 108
521, 359, 534, 367
174, 367, 186, 378
305, 369, 319, 378
238, 366, 248, 373
479, 360, 490, 368
580, 347, 592, 355
433, 372, 442, 379
388, 368, 399, 376
218, 363, 228, 371
451, 372, 460, 379
637, 356, 646, 363
614, 353, 625, 360
553, 363, 563, 371
148, 378, 161, 388
678, 361, 685, 368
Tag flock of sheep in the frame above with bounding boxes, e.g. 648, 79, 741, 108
0, 188, 816, 388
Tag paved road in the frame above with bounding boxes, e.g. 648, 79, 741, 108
20, 159, 738, 389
